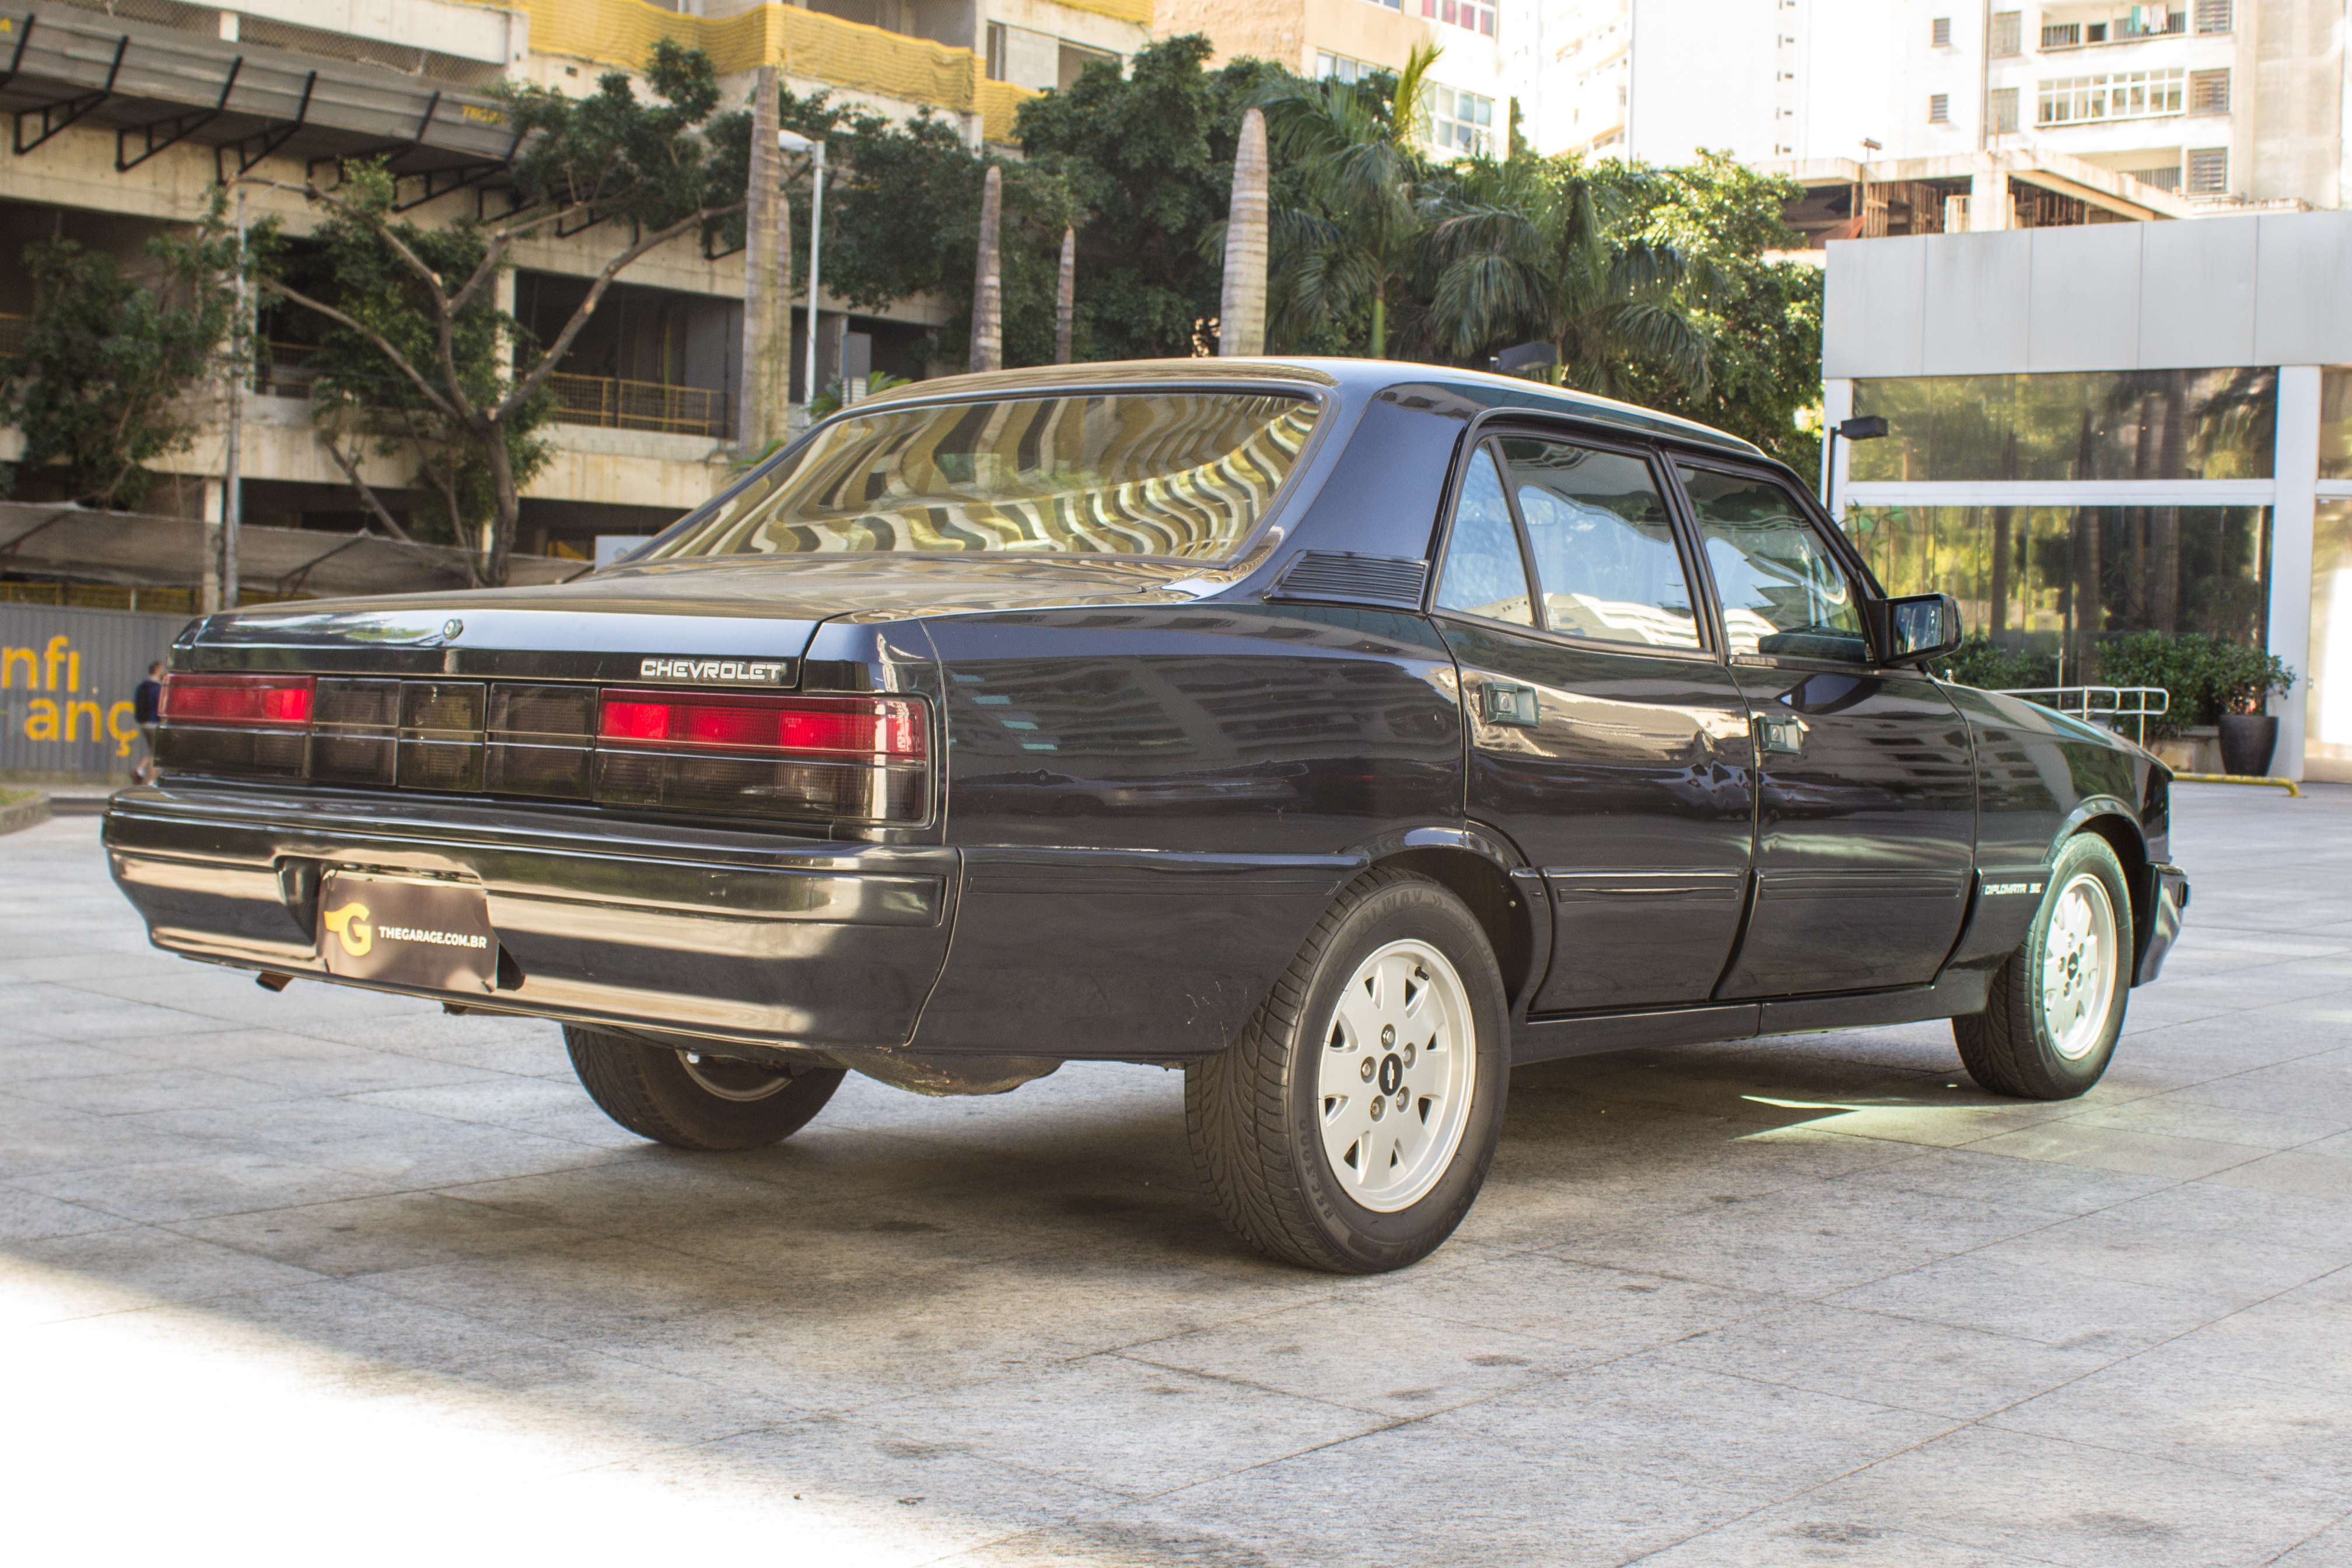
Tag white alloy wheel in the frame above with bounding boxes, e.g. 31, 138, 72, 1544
677, 1051, 796, 1102
1314, 938, 1476, 1212
2039, 870, 2119, 1060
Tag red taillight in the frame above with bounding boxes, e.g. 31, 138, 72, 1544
597, 691, 926, 760
160, 674, 316, 727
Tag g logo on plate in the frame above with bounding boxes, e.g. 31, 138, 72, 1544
322, 901, 373, 957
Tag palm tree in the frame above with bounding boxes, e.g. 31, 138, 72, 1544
970, 163, 1003, 373
1258, 46, 1441, 358
1419, 157, 1710, 400
1217, 108, 1268, 356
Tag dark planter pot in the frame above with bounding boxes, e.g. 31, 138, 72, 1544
2218, 713, 2278, 777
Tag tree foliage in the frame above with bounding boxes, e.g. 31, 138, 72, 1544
0, 205, 253, 510
262, 41, 747, 582
1258, 46, 1443, 359
776, 89, 1072, 370
1600, 154, 1824, 475
285, 162, 553, 552
1017, 36, 1288, 360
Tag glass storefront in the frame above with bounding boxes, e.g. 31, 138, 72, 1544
2311, 500, 2352, 780
1849, 504, 2272, 671
2324, 368, 2352, 481
1852, 370, 2278, 483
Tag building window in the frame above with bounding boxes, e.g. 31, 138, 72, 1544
1928, 93, 1950, 123
985, 22, 1006, 81
1058, 42, 1118, 90
1990, 10, 2021, 55
1315, 51, 1377, 84
1990, 86, 2020, 132
2186, 146, 2229, 192
2041, 21, 2080, 47
2194, 0, 2232, 32
2038, 68, 2186, 125
1426, 83, 1494, 155
2189, 68, 2230, 113
1931, 16, 1951, 46
2130, 163, 2182, 191
2115, 5, 2181, 37
1422, 0, 1496, 38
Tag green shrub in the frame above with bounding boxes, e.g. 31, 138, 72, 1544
1932, 637, 2057, 692
2094, 631, 2292, 738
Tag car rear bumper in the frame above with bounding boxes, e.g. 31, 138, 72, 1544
103, 784, 957, 1052
2135, 861, 2189, 987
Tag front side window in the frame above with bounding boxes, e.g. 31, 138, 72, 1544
645, 392, 1320, 562
1681, 469, 1870, 664
1501, 438, 1700, 651
1433, 446, 1534, 626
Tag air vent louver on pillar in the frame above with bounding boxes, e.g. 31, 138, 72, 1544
1267, 552, 1429, 610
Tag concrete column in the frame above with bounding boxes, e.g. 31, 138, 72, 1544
1967, 153, 2012, 232
2271, 365, 2322, 780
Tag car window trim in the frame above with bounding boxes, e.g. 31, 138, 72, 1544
1665, 456, 1888, 671
1436, 412, 1721, 660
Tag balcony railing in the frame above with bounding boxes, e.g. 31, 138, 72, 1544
546, 373, 733, 439
6, 330, 733, 442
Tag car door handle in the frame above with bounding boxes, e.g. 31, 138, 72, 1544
1481, 684, 1540, 728
1757, 714, 1805, 754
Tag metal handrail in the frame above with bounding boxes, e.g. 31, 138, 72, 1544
1998, 685, 2172, 745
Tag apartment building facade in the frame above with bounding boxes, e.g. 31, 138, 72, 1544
1558, 0, 2347, 212
1160, 0, 1546, 157
0, 0, 1145, 576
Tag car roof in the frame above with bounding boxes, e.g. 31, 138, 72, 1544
857, 357, 1766, 459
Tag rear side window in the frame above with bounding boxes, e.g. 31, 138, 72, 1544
1679, 468, 1870, 663
1433, 446, 1535, 626
1499, 437, 1700, 651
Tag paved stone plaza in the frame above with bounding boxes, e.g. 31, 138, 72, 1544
2, 786, 2349, 1564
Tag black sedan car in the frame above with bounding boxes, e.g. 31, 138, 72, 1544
106, 359, 2189, 1273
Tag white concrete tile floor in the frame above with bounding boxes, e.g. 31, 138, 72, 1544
5, 784, 2352, 1563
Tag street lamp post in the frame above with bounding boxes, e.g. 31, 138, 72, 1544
1824, 414, 1888, 523
778, 129, 827, 422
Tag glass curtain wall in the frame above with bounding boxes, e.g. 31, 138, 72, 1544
2311, 369, 2352, 778
1848, 369, 2281, 677
1849, 505, 2271, 674
1852, 370, 2277, 483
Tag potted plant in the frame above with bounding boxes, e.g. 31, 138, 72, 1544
2206, 642, 2295, 776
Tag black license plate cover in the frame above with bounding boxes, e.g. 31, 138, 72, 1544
318, 871, 497, 993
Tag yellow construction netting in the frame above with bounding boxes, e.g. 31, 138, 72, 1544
468, 0, 1119, 144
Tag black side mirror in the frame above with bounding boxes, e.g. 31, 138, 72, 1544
1878, 593, 1964, 665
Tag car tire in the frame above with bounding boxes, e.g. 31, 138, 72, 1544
1185, 867, 1511, 1274
565, 1025, 845, 1150
1954, 834, 2134, 1101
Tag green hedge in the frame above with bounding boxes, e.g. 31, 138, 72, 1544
1937, 632, 2292, 741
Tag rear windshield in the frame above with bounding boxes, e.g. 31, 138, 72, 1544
644, 391, 1321, 563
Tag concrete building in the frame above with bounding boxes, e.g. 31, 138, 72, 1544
0, 0, 1144, 580
1560, 0, 2347, 226
1160, 0, 1541, 156
1819, 209, 2352, 782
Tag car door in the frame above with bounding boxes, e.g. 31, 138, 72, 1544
1674, 463, 1976, 997
1432, 429, 1755, 1014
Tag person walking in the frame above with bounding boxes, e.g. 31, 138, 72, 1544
133, 662, 164, 784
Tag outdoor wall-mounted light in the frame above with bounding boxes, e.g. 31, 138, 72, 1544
1824, 414, 1888, 520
